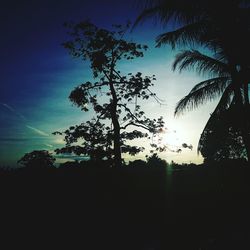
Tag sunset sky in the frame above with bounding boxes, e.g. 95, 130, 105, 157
0, 0, 219, 166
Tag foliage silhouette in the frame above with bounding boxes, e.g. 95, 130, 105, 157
17, 150, 55, 169
135, 0, 250, 161
54, 21, 164, 167
173, 49, 250, 160
146, 153, 168, 168
198, 105, 247, 162
127, 154, 168, 168
127, 159, 148, 168
135, 0, 250, 63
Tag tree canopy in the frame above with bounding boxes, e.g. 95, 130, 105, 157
17, 150, 55, 169
54, 22, 165, 167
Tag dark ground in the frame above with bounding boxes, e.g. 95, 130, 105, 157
1, 162, 250, 249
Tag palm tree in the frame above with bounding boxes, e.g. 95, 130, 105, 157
135, 1, 250, 51
173, 49, 250, 160
135, 0, 250, 102
134, 0, 250, 160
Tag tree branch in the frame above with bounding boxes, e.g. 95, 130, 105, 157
120, 122, 150, 131
146, 89, 165, 105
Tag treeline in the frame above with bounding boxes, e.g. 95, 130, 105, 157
0, 153, 248, 174
1, 156, 249, 250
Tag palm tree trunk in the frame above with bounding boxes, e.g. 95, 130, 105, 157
242, 126, 250, 162
234, 84, 250, 161
244, 82, 249, 106
243, 82, 250, 161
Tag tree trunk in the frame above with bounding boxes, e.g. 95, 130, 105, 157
234, 83, 250, 161
112, 113, 122, 167
109, 81, 122, 167
243, 83, 249, 106
243, 82, 250, 161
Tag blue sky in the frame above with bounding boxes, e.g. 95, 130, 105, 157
0, 0, 219, 166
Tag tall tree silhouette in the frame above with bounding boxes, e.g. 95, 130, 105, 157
173, 49, 250, 160
55, 22, 164, 167
135, 0, 250, 160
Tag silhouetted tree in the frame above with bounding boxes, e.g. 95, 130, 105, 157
135, 0, 250, 71
128, 159, 147, 168
17, 150, 55, 169
135, 0, 250, 161
173, 49, 250, 160
198, 105, 246, 162
55, 22, 164, 167
146, 153, 167, 168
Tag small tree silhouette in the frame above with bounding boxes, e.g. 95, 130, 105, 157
54, 21, 164, 167
146, 153, 167, 168
17, 150, 55, 169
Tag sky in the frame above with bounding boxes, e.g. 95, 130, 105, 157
0, 0, 219, 166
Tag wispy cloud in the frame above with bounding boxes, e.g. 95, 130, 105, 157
1, 102, 50, 137
0, 137, 29, 142
26, 125, 49, 137
0, 102, 27, 121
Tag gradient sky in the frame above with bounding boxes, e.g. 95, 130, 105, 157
0, 0, 219, 166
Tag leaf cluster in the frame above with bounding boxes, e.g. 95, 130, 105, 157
63, 21, 148, 78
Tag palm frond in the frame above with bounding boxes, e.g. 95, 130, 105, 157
189, 77, 230, 93
173, 50, 230, 77
133, 0, 205, 29
212, 49, 229, 63
156, 21, 207, 49
133, 6, 162, 29
174, 77, 231, 116
155, 0, 207, 25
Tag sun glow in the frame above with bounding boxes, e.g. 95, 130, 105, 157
162, 130, 180, 147
155, 126, 182, 152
